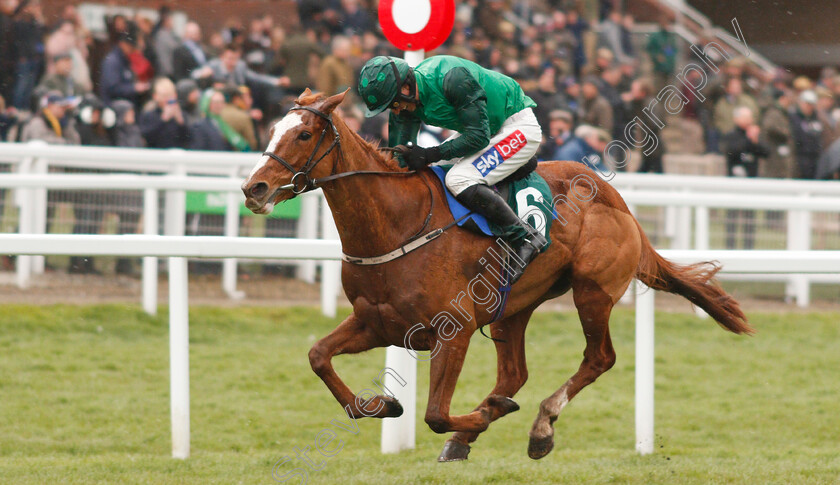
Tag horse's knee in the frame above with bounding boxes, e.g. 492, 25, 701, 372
308, 343, 330, 375
586, 350, 615, 376
424, 412, 449, 434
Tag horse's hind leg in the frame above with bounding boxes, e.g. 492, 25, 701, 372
308, 312, 403, 419
527, 277, 618, 459
438, 308, 533, 462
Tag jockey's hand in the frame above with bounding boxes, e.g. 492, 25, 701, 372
395, 143, 442, 171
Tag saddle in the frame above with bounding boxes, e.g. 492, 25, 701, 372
428, 155, 554, 245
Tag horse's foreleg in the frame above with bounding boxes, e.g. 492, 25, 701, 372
423, 330, 495, 435
527, 277, 617, 460
438, 309, 533, 462
308, 313, 402, 419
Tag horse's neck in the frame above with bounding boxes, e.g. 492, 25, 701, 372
321, 120, 431, 257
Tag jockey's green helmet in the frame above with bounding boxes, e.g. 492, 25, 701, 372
358, 56, 412, 117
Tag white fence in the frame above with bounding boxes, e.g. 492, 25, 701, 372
0, 141, 326, 303
0, 171, 340, 316
3, 142, 840, 306
613, 173, 840, 307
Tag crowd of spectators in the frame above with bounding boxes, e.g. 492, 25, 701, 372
0, 0, 838, 184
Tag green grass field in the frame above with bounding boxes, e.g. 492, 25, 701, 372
1, 305, 838, 484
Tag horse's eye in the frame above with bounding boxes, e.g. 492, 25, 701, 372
299, 131, 312, 141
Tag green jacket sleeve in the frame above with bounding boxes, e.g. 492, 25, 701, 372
438, 67, 491, 160
388, 111, 421, 167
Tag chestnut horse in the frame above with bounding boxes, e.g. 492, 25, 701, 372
241, 90, 753, 462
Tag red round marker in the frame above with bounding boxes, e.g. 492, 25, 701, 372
378, 0, 455, 52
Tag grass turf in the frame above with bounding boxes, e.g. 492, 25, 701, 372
0, 305, 838, 484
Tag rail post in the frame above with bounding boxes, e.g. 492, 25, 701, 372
142, 188, 159, 315
635, 280, 655, 455
15, 155, 34, 288
296, 193, 319, 284
319, 191, 340, 318
223, 167, 244, 299
169, 255, 190, 459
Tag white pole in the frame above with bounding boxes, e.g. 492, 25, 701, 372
164, 163, 187, 237
785, 209, 796, 302
797, 200, 812, 307
319, 193, 339, 318
15, 157, 33, 289
169, 256, 190, 459
676, 190, 692, 249
164, 160, 190, 458
787, 196, 811, 307
223, 168, 244, 300
31, 156, 48, 274
142, 188, 159, 316
381, 345, 417, 453
296, 194, 319, 284
381, 48, 424, 454
635, 280, 655, 455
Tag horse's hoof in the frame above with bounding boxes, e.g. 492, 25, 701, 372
487, 394, 520, 415
527, 435, 554, 460
381, 396, 404, 418
438, 440, 471, 462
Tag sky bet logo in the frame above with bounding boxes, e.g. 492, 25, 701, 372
472, 130, 527, 176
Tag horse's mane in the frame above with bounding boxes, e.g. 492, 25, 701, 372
296, 91, 405, 173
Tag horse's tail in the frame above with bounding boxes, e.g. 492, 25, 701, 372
634, 220, 754, 335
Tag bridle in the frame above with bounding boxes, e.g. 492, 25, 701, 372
261, 105, 343, 196
261, 105, 412, 197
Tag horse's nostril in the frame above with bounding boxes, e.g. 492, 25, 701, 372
250, 182, 269, 199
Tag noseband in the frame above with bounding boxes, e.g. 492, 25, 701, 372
261, 106, 342, 196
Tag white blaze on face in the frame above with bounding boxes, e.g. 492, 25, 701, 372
247, 111, 304, 181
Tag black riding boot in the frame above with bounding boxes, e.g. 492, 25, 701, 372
455, 184, 547, 284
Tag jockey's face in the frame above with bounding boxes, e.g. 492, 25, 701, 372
390, 83, 417, 115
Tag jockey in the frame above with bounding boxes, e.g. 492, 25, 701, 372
358, 55, 547, 284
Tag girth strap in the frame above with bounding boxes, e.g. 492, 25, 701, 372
342, 213, 471, 265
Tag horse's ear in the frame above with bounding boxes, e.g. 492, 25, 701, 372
295, 88, 313, 105
320, 88, 351, 115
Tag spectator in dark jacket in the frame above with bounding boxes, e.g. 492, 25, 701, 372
10, 1, 45, 110
76, 95, 116, 146
626, 79, 666, 173
341, 0, 373, 35
527, 67, 569, 134
138, 77, 188, 148
722, 106, 770, 249
540, 109, 574, 160
789, 90, 823, 179
555, 125, 611, 173
111, 99, 145, 147
99, 22, 151, 106
173, 22, 208, 82
176, 78, 202, 124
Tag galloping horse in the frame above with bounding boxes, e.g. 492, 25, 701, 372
241, 89, 753, 461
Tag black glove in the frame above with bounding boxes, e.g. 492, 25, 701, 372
395, 143, 442, 171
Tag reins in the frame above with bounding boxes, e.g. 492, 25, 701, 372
261, 106, 460, 265
261, 107, 416, 196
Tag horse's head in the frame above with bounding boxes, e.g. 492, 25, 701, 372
242, 88, 348, 214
